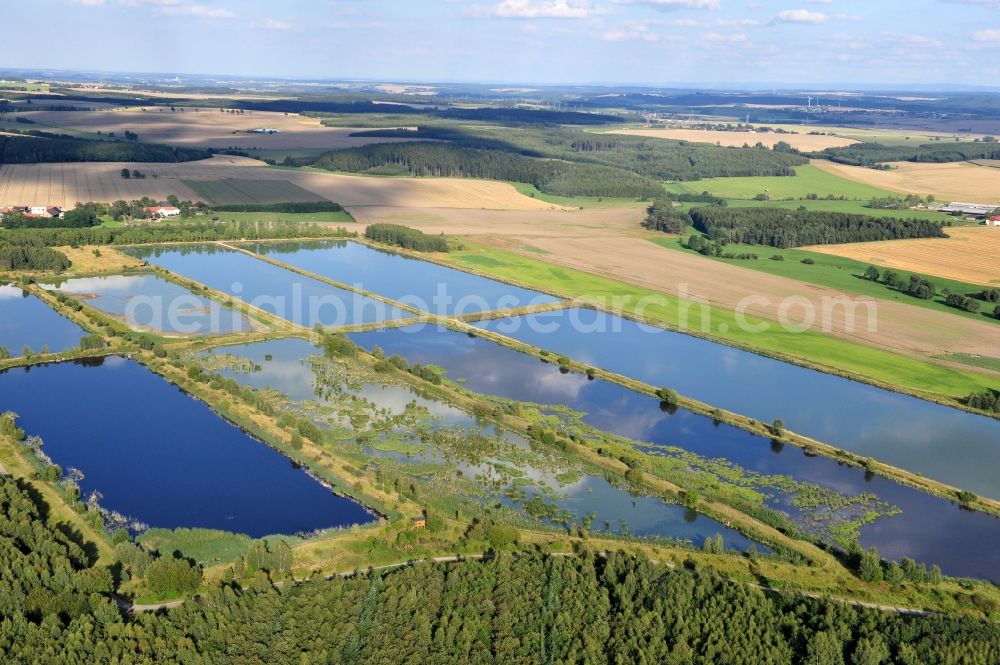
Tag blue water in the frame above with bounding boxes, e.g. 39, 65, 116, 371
43, 274, 252, 335
0, 357, 374, 537
203, 337, 757, 551
350, 324, 1000, 581
473, 308, 1000, 501
240, 240, 560, 315
0, 284, 88, 355
123, 244, 410, 327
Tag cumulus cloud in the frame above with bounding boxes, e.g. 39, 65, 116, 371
614, 0, 720, 9
119, 0, 235, 19
776, 9, 828, 23
602, 22, 661, 41
974, 28, 1000, 41
490, 0, 598, 18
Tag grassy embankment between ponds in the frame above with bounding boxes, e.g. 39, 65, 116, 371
429, 243, 1000, 404
649, 236, 1000, 325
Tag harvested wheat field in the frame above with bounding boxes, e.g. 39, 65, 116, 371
606, 128, 857, 151
813, 159, 1000, 203
0, 156, 558, 210
12, 108, 431, 151
347, 205, 643, 236
805, 227, 1000, 287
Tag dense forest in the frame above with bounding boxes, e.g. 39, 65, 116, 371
339, 123, 808, 182
311, 142, 665, 198
2, 480, 998, 665
690, 207, 947, 248
814, 141, 1000, 167
0, 135, 211, 164
365, 223, 449, 252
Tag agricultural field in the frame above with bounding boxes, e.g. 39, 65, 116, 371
182, 179, 328, 206
812, 159, 1000, 203
0, 156, 559, 210
606, 127, 857, 151
650, 236, 999, 323
666, 162, 896, 201
805, 226, 1000, 287
7, 108, 434, 153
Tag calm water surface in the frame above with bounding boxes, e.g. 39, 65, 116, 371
0, 357, 373, 537
43, 274, 252, 335
0, 284, 87, 354
124, 244, 410, 327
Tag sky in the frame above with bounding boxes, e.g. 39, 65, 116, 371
4, 0, 999, 87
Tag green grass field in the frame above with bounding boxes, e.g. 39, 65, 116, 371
667, 163, 895, 201
443, 245, 1000, 399
182, 179, 329, 206
649, 236, 999, 324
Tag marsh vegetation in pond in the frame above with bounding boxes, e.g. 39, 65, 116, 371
199, 337, 756, 550
42, 274, 255, 335
474, 307, 1000, 501
239, 240, 560, 315
0, 284, 88, 356
0, 356, 374, 537
123, 244, 411, 327
351, 324, 1000, 581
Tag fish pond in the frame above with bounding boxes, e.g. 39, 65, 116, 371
474, 308, 1000, 501
42, 274, 255, 335
123, 244, 411, 327
0, 356, 374, 537
350, 324, 1000, 581
199, 336, 758, 550
238, 240, 561, 315
0, 284, 88, 356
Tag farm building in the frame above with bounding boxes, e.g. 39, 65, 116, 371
412, 516, 427, 529
147, 205, 181, 218
0, 205, 62, 218
935, 202, 998, 218
249, 127, 281, 134
987, 216, 1000, 227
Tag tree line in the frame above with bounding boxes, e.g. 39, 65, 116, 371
813, 141, 1000, 167
690, 207, 947, 248
0, 220, 354, 271
0, 135, 211, 165
364, 223, 449, 252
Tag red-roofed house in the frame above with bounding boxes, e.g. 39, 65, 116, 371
987, 215, 1000, 227
147, 205, 181, 218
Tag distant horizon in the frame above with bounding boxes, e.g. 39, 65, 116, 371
4, 1, 996, 88
3, 66, 998, 96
